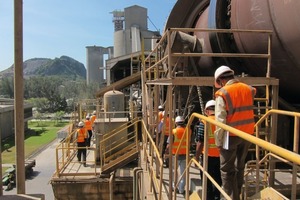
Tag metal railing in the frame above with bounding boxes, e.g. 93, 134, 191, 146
143, 28, 272, 82
52, 109, 300, 199
170, 110, 300, 200
140, 119, 165, 200
99, 117, 140, 168
251, 109, 300, 199
54, 128, 98, 177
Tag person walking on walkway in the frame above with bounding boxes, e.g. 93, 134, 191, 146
90, 110, 97, 130
75, 121, 88, 167
84, 115, 93, 147
159, 111, 174, 168
214, 65, 256, 200
166, 116, 190, 194
195, 100, 222, 200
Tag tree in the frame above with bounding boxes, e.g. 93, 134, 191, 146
0, 77, 14, 98
54, 111, 65, 124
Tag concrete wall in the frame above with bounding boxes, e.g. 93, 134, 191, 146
0, 106, 14, 139
52, 177, 133, 200
0, 100, 33, 139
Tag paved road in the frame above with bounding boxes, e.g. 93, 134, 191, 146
3, 139, 60, 200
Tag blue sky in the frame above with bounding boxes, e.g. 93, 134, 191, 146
0, 0, 176, 72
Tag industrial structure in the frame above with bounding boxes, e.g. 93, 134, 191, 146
49, 1, 300, 200
85, 5, 160, 89
86, 46, 113, 86
3, 1, 300, 200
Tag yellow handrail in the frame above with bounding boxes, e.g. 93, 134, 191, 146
171, 110, 300, 200
140, 119, 164, 200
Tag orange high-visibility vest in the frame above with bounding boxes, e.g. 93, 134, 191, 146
162, 117, 173, 136
90, 115, 96, 125
215, 82, 256, 136
77, 128, 87, 142
202, 116, 219, 157
85, 120, 92, 131
158, 111, 164, 121
172, 126, 188, 155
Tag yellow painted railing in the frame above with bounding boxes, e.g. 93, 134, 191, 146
99, 117, 140, 168
140, 119, 165, 200
171, 110, 300, 200
54, 128, 98, 177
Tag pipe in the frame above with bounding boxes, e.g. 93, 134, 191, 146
166, 0, 300, 103
109, 171, 115, 200
133, 167, 143, 200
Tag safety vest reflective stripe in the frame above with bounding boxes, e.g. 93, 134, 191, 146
216, 82, 256, 136
77, 128, 86, 142
172, 127, 187, 155
85, 120, 92, 130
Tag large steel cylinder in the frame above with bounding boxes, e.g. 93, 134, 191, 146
103, 90, 125, 118
165, 0, 300, 104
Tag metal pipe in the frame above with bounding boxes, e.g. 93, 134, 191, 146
109, 171, 115, 200
133, 167, 143, 200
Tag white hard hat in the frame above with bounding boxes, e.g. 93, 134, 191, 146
158, 105, 164, 110
205, 100, 216, 110
86, 115, 90, 119
78, 121, 84, 127
92, 110, 96, 115
214, 65, 234, 88
175, 116, 184, 123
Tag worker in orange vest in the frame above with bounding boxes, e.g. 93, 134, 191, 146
90, 110, 97, 127
158, 105, 164, 121
159, 111, 174, 168
194, 100, 221, 200
90, 110, 97, 138
75, 121, 88, 167
84, 115, 93, 147
166, 115, 190, 195
214, 66, 256, 200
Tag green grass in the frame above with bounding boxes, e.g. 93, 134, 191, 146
2, 120, 70, 165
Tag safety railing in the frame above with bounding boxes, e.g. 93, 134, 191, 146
140, 119, 165, 200
54, 127, 98, 177
99, 117, 140, 169
143, 28, 272, 82
171, 110, 300, 200
251, 109, 300, 200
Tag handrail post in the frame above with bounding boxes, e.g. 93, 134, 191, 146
291, 116, 300, 199
201, 121, 209, 200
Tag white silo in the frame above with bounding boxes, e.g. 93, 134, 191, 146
86, 46, 104, 85
112, 5, 159, 57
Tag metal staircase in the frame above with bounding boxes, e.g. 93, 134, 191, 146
99, 118, 141, 174
101, 143, 139, 174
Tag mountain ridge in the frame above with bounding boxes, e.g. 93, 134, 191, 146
0, 56, 86, 79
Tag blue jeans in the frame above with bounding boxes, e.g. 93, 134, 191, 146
172, 155, 186, 193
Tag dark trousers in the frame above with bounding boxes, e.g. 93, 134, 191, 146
162, 135, 168, 158
87, 130, 93, 147
77, 142, 87, 162
206, 156, 222, 200
220, 137, 251, 200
